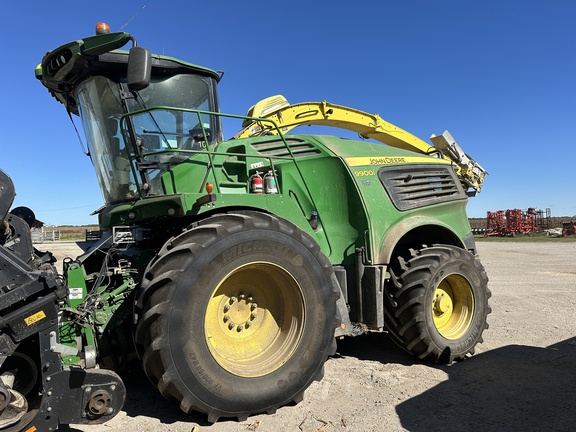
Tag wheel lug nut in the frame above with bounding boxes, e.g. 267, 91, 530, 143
239, 293, 245, 300
237, 325, 243, 332
247, 297, 253, 302
223, 314, 230, 322
228, 322, 235, 330
251, 303, 257, 310
245, 321, 251, 328
230, 297, 237, 304
250, 312, 257, 320
223, 304, 230, 311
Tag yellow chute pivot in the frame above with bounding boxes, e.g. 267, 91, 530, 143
430, 130, 488, 195
234, 95, 486, 194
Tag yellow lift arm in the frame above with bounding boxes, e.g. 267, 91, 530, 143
234, 95, 487, 195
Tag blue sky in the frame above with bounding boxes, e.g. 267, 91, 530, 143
2, 1, 575, 225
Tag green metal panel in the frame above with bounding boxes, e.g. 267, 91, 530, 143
99, 131, 471, 268
65, 262, 88, 308
313, 136, 471, 257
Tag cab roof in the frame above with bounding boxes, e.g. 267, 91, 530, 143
36, 31, 221, 115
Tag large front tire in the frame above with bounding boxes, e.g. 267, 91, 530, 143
134, 212, 339, 422
385, 245, 490, 363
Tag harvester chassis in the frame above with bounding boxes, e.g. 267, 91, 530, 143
0, 23, 492, 429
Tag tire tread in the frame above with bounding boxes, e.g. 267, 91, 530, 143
134, 211, 339, 421
385, 245, 490, 363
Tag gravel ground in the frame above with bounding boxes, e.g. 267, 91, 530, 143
41, 241, 576, 432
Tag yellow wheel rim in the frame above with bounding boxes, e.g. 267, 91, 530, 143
204, 262, 305, 377
432, 274, 474, 340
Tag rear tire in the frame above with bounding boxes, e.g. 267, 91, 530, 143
385, 245, 490, 363
134, 212, 339, 421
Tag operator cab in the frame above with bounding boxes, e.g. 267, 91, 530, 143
77, 70, 221, 203
38, 23, 223, 204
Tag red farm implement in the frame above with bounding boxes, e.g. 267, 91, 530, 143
486, 208, 540, 236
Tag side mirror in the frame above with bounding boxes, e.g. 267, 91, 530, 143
127, 46, 151, 91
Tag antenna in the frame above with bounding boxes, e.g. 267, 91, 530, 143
118, 5, 147, 31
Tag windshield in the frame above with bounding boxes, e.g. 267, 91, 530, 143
76, 74, 221, 204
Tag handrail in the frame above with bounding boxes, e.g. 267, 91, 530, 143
119, 107, 320, 201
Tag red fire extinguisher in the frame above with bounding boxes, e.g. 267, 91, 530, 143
250, 171, 263, 194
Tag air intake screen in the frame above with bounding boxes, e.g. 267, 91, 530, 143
378, 164, 466, 211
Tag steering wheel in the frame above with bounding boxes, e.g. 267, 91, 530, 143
184, 124, 211, 151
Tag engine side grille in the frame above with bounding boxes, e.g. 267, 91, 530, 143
251, 138, 321, 158
378, 164, 466, 211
